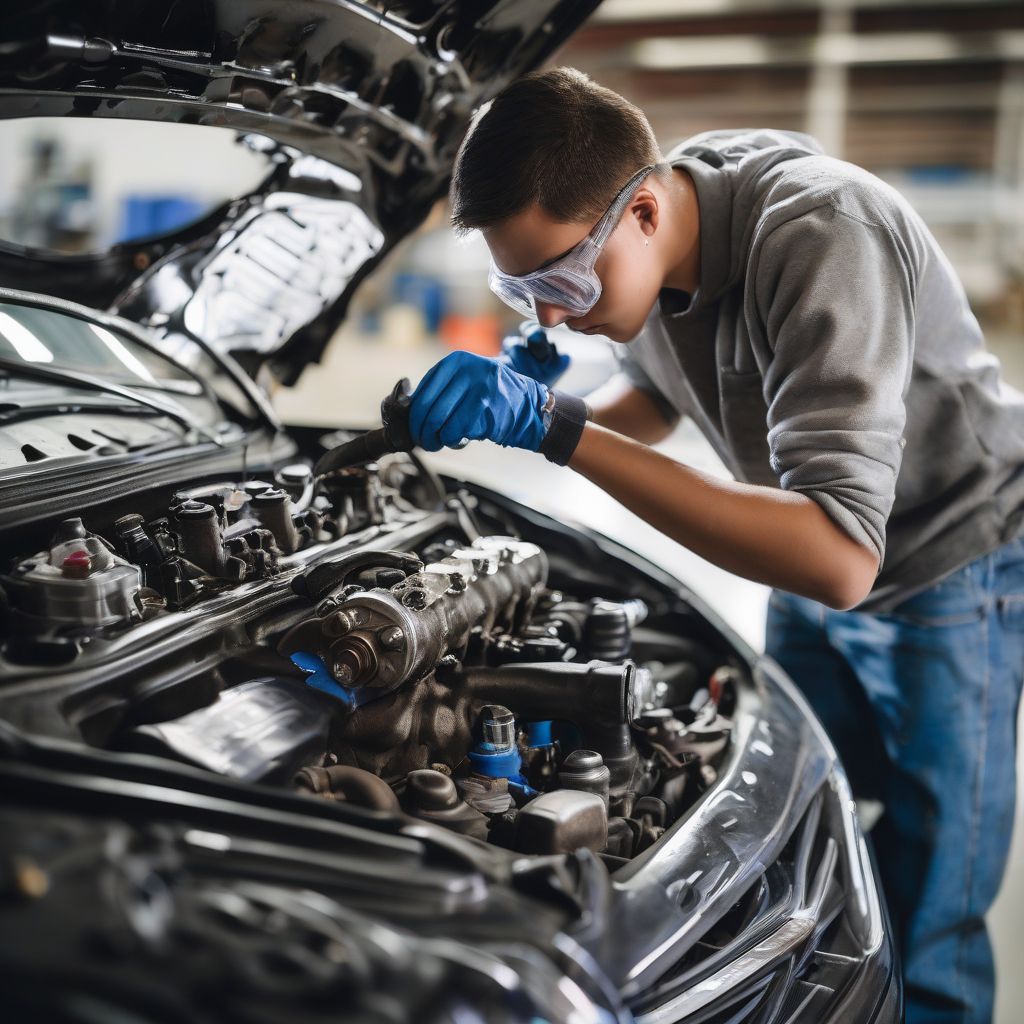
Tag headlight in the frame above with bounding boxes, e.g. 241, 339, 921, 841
587, 657, 901, 1024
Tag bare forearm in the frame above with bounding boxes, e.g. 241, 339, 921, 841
568, 423, 879, 609
585, 379, 677, 444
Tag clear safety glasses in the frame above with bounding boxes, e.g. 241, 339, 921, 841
487, 164, 659, 319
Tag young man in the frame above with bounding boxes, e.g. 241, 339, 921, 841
405, 68, 1024, 1023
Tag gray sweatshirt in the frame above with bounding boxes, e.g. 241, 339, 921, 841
619, 128, 1024, 612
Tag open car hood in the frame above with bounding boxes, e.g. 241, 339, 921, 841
0, 0, 599, 383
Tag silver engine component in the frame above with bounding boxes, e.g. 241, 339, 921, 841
281, 535, 547, 696
3, 517, 142, 628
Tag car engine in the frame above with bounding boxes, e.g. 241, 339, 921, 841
0, 452, 740, 866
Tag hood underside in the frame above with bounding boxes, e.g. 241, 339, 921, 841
0, 0, 599, 383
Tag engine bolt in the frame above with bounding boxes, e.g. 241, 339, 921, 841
333, 662, 355, 685
402, 589, 427, 610
380, 626, 405, 651
324, 611, 353, 637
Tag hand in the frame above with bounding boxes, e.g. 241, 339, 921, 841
497, 321, 570, 387
409, 350, 549, 453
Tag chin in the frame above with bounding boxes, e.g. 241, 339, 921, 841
605, 322, 640, 344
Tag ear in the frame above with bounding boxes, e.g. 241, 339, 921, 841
630, 188, 660, 239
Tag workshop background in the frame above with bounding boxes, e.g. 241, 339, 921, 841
0, 1, 1021, 1017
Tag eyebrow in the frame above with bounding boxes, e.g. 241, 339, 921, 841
530, 234, 587, 273
537, 244, 575, 268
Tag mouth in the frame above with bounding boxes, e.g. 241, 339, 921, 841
570, 321, 607, 335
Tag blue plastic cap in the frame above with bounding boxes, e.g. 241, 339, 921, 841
468, 744, 523, 779
289, 650, 355, 707
525, 720, 554, 747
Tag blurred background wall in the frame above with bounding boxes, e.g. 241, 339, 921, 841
0, 119, 268, 253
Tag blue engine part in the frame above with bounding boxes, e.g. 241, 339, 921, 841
468, 705, 537, 798
525, 719, 553, 748
290, 650, 354, 706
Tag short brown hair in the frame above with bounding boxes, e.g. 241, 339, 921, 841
450, 67, 664, 234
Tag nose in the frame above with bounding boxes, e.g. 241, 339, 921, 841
533, 301, 574, 329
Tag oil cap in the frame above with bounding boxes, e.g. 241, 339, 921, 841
60, 550, 92, 579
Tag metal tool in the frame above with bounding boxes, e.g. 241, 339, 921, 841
313, 324, 552, 477
314, 378, 414, 476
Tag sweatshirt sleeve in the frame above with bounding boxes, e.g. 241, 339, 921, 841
614, 346, 678, 425
754, 204, 917, 567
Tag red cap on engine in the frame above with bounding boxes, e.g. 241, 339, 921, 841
61, 550, 92, 579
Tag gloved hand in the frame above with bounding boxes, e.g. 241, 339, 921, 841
497, 322, 570, 388
409, 350, 549, 453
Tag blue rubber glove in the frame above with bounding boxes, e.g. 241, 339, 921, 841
409, 350, 549, 453
497, 322, 570, 388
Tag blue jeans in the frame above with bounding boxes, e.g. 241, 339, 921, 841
765, 538, 1024, 1024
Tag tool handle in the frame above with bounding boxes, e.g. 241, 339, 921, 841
312, 428, 386, 476
313, 378, 415, 477
522, 322, 553, 362
380, 377, 414, 451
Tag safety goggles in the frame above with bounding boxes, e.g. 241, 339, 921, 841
487, 164, 659, 319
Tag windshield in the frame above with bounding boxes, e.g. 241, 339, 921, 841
0, 301, 195, 391
0, 298, 264, 423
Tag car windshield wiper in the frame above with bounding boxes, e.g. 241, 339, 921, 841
0, 396, 185, 427
0, 288, 283, 435
0, 357, 223, 445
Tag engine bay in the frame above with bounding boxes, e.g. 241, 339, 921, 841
0, 448, 743, 867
